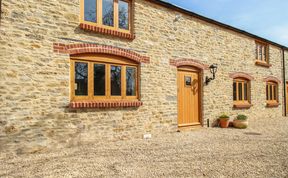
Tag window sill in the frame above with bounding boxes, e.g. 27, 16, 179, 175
266, 102, 280, 108
233, 103, 253, 109
70, 100, 142, 109
79, 23, 135, 40
255, 60, 271, 68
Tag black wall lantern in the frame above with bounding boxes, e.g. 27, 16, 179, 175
205, 64, 218, 85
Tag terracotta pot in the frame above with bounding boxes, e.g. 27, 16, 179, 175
233, 120, 248, 129
219, 118, 229, 128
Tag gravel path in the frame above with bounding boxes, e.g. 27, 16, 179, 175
1, 117, 288, 178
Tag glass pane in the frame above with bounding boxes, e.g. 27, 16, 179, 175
75, 62, 88, 96
244, 83, 248, 101
266, 84, 269, 100
94, 64, 105, 96
185, 76, 191, 86
126, 67, 136, 96
263, 46, 266, 61
273, 85, 277, 100
269, 85, 273, 100
238, 82, 243, 100
233, 82, 237, 101
84, 0, 97, 22
259, 46, 262, 60
103, 0, 114, 26
111, 65, 121, 96
119, 0, 129, 30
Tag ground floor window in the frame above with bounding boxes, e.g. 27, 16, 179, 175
233, 78, 251, 106
70, 54, 138, 101
266, 82, 278, 104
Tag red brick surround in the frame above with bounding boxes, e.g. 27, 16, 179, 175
79, 23, 135, 40
263, 76, 281, 84
170, 58, 209, 70
70, 100, 143, 109
229, 72, 254, 80
53, 43, 150, 63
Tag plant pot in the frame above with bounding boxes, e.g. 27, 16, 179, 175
219, 118, 229, 128
233, 120, 248, 129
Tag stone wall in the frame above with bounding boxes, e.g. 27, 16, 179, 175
0, 0, 286, 153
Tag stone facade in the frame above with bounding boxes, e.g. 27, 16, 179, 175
0, 0, 287, 153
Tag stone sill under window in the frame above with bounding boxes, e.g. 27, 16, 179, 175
70, 100, 142, 109
233, 103, 253, 109
79, 23, 135, 40
255, 60, 272, 68
266, 102, 280, 108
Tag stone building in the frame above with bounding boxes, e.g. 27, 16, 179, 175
0, 0, 287, 153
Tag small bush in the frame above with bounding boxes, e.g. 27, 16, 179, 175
236, 114, 247, 121
219, 114, 229, 119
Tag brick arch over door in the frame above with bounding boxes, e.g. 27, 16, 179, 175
229, 72, 255, 80
263, 76, 281, 84
53, 43, 150, 64
169, 58, 209, 70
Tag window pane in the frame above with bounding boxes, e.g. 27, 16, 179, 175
75, 62, 88, 96
259, 46, 262, 60
233, 82, 237, 101
84, 0, 97, 22
263, 46, 266, 61
119, 0, 129, 30
269, 85, 273, 100
273, 85, 277, 100
94, 64, 105, 96
126, 67, 136, 96
238, 82, 243, 100
111, 65, 121, 96
103, 0, 114, 26
266, 84, 269, 100
244, 83, 248, 101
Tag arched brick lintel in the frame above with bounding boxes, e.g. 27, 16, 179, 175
263, 76, 281, 84
53, 43, 150, 64
170, 59, 209, 70
229, 72, 255, 81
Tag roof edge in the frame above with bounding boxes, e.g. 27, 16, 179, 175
148, 0, 288, 50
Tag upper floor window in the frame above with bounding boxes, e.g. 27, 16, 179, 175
233, 78, 252, 108
255, 41, 270, 67
81, 0, 131, 33
266, 81, 279, 107
70, 54, 138, 101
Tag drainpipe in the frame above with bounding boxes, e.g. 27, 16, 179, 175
283, 48, 287, 116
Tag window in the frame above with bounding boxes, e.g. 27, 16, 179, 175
70, 54, 138, 101
266, 82, 279, 106
81, 0, 131, 33
255, 41, 270, 67
233, 78, 251, 108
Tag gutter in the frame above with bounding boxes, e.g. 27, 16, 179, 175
283, 48, 287, 116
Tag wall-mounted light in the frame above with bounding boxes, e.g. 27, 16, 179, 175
205, 64, 218, 85
174, 14, 182, 22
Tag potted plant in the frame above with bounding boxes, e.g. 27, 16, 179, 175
219, 114, 230, 128
233, 114, 248, 129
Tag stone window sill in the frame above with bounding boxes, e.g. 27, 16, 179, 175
79, 23, 135, 40
255, 60, 271, 68
70, 100, 143, 109
233, 103, 253, 109
266, 102, 280, 108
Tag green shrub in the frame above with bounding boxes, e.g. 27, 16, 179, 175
236, 114, 247, 121
219, 114, 229, 119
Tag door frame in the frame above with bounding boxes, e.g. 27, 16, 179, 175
177, 65, 204, 127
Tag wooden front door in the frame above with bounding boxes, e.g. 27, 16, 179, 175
177, 67, 201, 127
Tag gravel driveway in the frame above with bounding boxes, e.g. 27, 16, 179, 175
1, 117, 288, 178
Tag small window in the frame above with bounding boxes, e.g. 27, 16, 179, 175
71, 55, 138, 101
266, 82, 278, 104
81, 0, 131, 33
233, 78, 251, 106
256, 42, 269, 64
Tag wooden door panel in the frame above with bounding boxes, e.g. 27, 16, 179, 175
177, 70, 200, 127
